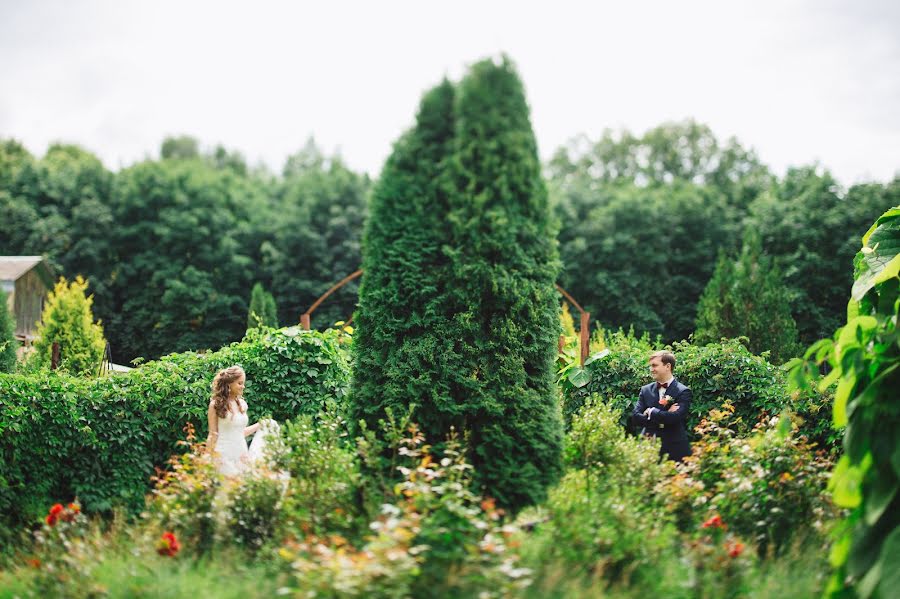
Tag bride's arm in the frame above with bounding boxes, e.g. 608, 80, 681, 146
206, 403, 219, 451
244, 421, 261, 437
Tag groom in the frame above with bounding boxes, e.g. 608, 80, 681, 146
631, 350, 692, 462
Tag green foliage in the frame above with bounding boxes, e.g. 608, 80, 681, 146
547, 120, 773, 212
0, 326, 350, 533
548, 120, 768, 343
219, 467, 287, 552
350, 79, 456, 447
160, 135, 200, 160
103, 156, 271, 361
662, 409, 834, 555
557, 326, 655, 422
788, 205, 900, 598
31, 275, 106, 376
553, 180, 739, 342
263, 142, 369, 330
0, 140, 39, 254
393, 427, 532, 598
694, 231, 802, 364
247, 282, 278, 330
564, 397, 671, 494
352, 58, 564, 512
28, 501, 95, 596
0, 289, 16, 373
433, 56, 565, 512
145, 427, 221, 555
0, 144, 116, 298
522, 400, 681, 590
750, 167, 896, 344
270, 411, 360, 538
561, 336, 836, 449
0, 136, 368, 364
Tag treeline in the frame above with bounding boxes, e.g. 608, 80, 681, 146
549, 121, 896, 349
1, 122, 895, 362
0, 137, 368, 362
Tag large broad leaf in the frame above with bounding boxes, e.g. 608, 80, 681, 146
583, 348, 610, 366
830, 454, 865, 508
833, 368, 857, 429
893, 443, 900, 479
877, 528, 900, 597
852, 207, 900, 301
856, 556, 882, 599
865, 470, 898, 526
568, 368, 592, 388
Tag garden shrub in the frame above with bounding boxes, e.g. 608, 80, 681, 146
0, 326, 351, 534
269, 410, 362, 540
660, 407, 834, 555
522, 400, 681, 590
561, 335, 835, 448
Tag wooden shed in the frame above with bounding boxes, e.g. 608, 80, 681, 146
0, 256, 55, 342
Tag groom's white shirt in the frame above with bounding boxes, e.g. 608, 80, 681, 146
657, 376, 675, 400
643, 376, 676, 421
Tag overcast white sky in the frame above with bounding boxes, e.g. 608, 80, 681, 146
1, 0, 898, 185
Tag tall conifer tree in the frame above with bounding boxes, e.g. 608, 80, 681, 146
695, 231, 801, 364
350, 79, 457, 437
444, 57, 563, 509
352, 58, 563, 511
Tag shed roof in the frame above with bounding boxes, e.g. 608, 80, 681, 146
0, 256, 54, 287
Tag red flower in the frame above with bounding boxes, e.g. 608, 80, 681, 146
27, 557, 41, 569
45, 503, 64, 527
727, 541, 745, 558
701, 514, 725, 529
157, 532, 180, 557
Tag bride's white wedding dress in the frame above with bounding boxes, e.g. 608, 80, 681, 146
248, 418, 280, 462
215, 405, 251, 476
214, 400, 281, 477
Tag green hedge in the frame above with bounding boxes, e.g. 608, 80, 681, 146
0, 326, 350, 533
562, 337, 835, 446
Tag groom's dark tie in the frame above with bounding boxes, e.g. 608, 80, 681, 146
657, 382, 669, 393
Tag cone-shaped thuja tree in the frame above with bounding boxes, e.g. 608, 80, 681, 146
694, 230, 801, 364
351, 58, 563, 511
247, 282, 278, 330
350, 80, 459, 437
444, 57, 563, 510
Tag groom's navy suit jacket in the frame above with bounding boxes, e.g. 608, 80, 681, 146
631, 378, 692, 462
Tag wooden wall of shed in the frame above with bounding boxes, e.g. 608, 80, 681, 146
13, 269, 46, 337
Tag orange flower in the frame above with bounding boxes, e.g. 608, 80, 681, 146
157, 532, 180, 557
727, 541, 745, 558
27, 558, 41, 569
701, 514, 725, 529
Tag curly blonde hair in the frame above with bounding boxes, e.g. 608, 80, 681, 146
211, 365, 246, 419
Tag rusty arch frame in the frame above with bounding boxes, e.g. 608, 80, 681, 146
300, 269, 591, 366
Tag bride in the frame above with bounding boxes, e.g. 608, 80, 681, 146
205, 365, 272, 476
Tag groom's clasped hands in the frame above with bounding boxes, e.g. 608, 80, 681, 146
641, 402, 680, 418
